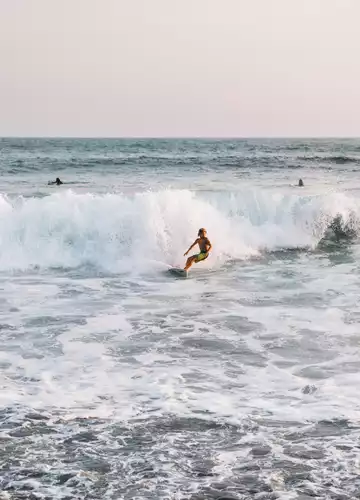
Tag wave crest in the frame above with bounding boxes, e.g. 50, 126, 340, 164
0, 189, 358, 271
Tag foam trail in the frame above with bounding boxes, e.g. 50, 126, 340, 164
0, 189, 358, 271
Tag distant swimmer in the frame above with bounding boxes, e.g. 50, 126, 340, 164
48, 177, 63, 186
298, 178, 304, 187
183, 228, 212, 271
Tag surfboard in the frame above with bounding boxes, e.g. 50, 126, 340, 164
168, 268, 188, 278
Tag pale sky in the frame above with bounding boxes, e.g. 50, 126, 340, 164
1, 0, 360, 137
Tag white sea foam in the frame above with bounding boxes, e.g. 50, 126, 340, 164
2, 140, 360, 499
0, 188, 358, 271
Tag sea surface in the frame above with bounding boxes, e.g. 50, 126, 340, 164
1, 138, 360, 500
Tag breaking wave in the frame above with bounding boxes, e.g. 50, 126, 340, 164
0, 189, 359, 271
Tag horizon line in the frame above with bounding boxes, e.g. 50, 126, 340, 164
1, 135, 360, 140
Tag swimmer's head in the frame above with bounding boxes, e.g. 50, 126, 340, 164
198, 228, 207, 237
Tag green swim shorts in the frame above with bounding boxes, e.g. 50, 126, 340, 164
195, 252, 208, 263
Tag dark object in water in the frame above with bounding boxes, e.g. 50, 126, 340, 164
48, 177, 63, 186
298, 178, 304, 187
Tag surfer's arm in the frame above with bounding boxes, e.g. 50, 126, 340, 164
184, 239, 199, 256
206, 239, 212, 252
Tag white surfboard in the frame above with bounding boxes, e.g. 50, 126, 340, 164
168, 268, 188, 278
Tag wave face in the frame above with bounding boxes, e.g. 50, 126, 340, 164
298, 155, 360, 164
0, 189, 359, 271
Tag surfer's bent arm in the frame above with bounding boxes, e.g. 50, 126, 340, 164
184, 239, 199, 256
206, 239, 212, 252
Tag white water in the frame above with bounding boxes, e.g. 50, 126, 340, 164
0, 189, 358, 271
2, 138, 360, 499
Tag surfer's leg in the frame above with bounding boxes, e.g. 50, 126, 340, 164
185, 252, 208, 270
184, 255, 197, 271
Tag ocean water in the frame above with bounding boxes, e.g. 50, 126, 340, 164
1, 138, 360, 500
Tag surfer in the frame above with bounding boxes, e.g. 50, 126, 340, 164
298, 178, 304, 187
183, 228, 212, 271
48, 177, 63, 186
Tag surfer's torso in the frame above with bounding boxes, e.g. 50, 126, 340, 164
198, 237, 211, 254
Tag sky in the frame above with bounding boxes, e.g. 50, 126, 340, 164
1, 0, 360, 137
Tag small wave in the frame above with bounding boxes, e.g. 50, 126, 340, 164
298, 155, 360, 164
